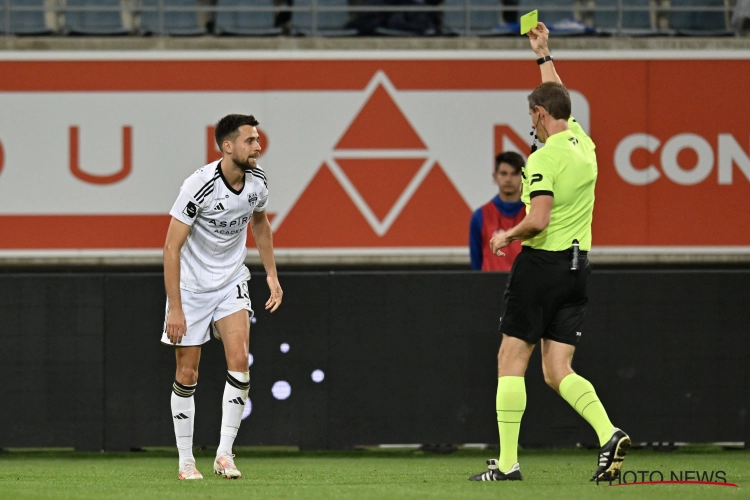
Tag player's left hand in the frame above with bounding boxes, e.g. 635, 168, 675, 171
265, 275, 283, 312
490, 231, 513, 257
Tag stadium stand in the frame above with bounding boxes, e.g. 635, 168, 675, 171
593, 0, 654, 35
0, 0, 50, 34
139, 0, 205, 35
735, 0, 750, 34
63, 0, 130, 34
441, 0, 467, 34
468, 0, 510, 34
343, 0, 442, 36
670, 0, 732, 35
213, 0, 282, 35
520, 0, 575, 26
442, 0, 518, 35
291, 0, 358, 36
0, 0, 746, 36
0, 0, 52, 34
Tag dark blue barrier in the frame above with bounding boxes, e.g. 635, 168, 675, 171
0, 270, 747, 450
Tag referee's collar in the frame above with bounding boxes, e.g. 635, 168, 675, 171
545, 129, 575, 145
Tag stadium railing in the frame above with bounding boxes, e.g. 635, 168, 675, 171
0, 0, 745, 37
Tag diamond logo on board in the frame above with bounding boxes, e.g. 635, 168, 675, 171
272, 72, 471, 247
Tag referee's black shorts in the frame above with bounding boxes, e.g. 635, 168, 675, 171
499, 246, 591, 346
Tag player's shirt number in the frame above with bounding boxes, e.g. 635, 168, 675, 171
236, 281, 250, 300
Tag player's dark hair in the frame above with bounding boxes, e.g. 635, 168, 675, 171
527, 82, 571, 120
495, 151, 525, 174
215, 114, 260, 151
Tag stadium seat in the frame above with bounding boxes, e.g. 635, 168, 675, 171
290, 0, 312, 33
315, 0, 358, 35
470, 0, 503, 33
519, 0, 576, 27
593, 0, 655, 35
139, 0, 205, 35
64, 0, 130, 34
292, 0, 357, 36
213, 0, 281, 35
669, 0, 732, 35
0, 0, 52, 34
734, 0, 750, 35
443, 0, 517, 35
442, 0, 466, 34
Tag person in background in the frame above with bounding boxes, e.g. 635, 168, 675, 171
469, 151, 525, 271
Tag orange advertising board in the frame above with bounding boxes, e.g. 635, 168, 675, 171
0, 52, 747, 256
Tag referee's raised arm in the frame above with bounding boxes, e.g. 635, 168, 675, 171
528, 22, 562, 85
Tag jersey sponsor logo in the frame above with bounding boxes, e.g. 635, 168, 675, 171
248, 193, 258, 206
207, 216, 250, 228
182, 201, 198, 219
213, 202, 226, 211
568, 137, 578, 146
530, 173, 543, 185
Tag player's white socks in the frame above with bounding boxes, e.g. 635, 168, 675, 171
218, 371, 250, 454
171, 380, 197, 463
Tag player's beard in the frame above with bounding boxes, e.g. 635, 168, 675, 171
232, 152, 257, 171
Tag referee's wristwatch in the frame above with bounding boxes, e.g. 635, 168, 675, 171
536, 55, 553, 65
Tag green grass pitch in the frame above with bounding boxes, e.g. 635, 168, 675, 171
0, 447, 747, 499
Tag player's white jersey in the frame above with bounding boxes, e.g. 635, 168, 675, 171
169, 160, 269, 293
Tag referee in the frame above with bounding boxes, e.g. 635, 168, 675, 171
469, 22, 630, 483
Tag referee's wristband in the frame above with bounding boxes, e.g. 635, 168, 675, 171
536, 55, 553, 65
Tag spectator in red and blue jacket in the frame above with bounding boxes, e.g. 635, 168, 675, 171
469, 152, 525, 271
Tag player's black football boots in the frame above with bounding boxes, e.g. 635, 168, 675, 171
590, 428, 631, 483
469, 459, 523, 481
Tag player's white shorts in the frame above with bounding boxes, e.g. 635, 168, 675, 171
161, 270, 253, 347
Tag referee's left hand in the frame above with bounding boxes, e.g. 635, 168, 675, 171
265, 275, 283, 313
490, 231, 513, 257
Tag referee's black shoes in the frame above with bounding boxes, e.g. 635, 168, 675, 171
469, 459, 523, 481
590, 428, 631, 483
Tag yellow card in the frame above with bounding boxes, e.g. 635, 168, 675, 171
520, 9, 538, 35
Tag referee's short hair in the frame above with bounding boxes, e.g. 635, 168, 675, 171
495, 151, 525, 174
215, 114, 260, 151
527, 82, 571, 120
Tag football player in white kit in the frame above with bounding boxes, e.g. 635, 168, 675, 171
161, 114, 282, 480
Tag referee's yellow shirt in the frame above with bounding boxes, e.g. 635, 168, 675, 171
521, 117, 597, 251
